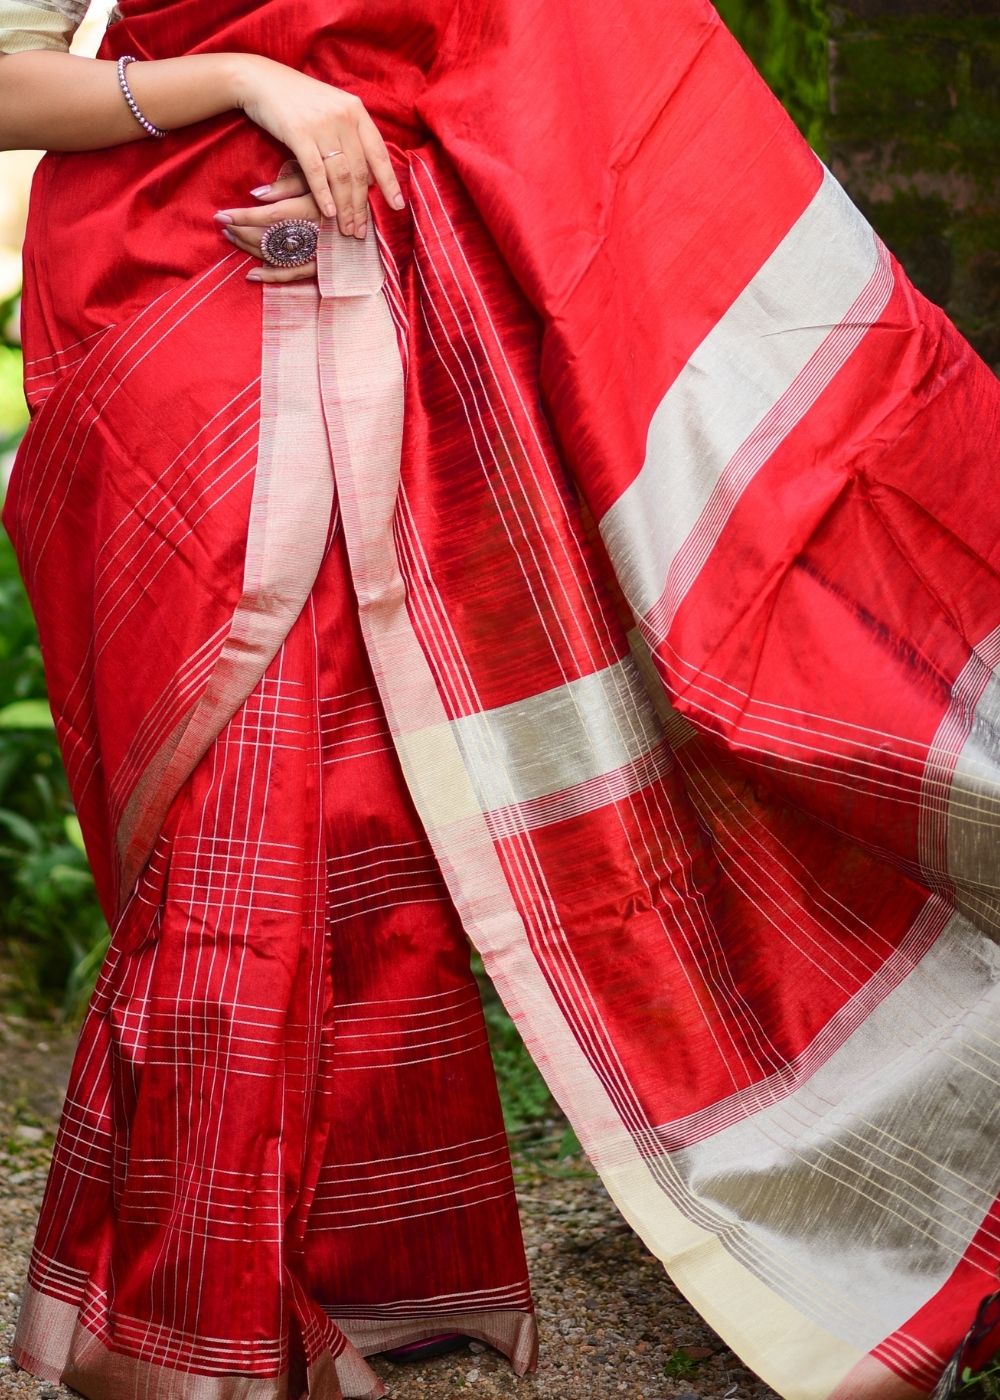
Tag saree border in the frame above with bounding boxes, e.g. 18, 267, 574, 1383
12, 1276, 537, 1398
312, 170, 1000, 1400
114, 273, 334, 914
310, 202, 872, 1400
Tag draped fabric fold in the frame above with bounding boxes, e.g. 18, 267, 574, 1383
4, 1, 1000, 1398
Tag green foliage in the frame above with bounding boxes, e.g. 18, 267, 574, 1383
823, 9, 1000, 364
473, 953, 556, 1133
663, 1347, 704, 1378
827, 13, 1000, 179
961, 1357, 1000, 1397
714, 0, 830, 154
0, 343, 27, 441
0, 698, 54, 728
0, 516, 107, 1018
1, 299, 107, 1018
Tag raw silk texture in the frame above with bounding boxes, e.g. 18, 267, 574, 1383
3, 1, 1000, 1399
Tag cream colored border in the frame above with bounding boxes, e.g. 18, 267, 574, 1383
311, 208, 876, 1400
337, 1308, 538, 1376
11, 1282, 361, 1399
115, 274, 334, 911
11, 1281, 538, 1399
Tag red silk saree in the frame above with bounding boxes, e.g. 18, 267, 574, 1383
4, 1, 1000, 1398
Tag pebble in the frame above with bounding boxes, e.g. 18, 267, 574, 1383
13, 1126, 44, 1144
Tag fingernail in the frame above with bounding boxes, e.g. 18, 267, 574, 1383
355, 222, 367, 239
392, 193, 405, 209
246, 271, 263, 281
222, 227, 237, 242
323, 201, 335, 218
213, 211, 233, 224
250, 185, 271, 197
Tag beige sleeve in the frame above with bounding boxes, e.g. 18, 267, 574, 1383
0, 0, 95, 53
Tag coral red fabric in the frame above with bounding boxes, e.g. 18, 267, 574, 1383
5, 2, 1000, 1397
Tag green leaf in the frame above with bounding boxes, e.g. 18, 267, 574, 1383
0, 806, 42, 849
48, 863, 96, 891
0, 343, 27, 439
64, 930, 110, 1017
557, 1125, 582, 1159
0, 698, 54, 729
663, 1348, 700, 1378
63, 814, 86, 852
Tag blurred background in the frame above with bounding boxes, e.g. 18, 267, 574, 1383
0, 0, 997, 1136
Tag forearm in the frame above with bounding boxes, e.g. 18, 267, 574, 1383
0, 50, 254, 151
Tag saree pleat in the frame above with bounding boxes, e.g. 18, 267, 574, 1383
4, 1, 1000, 1397
11, 510, 536, 1399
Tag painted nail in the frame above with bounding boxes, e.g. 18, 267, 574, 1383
222, 227, 237, 242
246, 271, 263, 281
323, 201, 336, 218
355, 222, 367, 239
392, 193, 405, 209
213, 211, 233, 224
250, 185, 271, 197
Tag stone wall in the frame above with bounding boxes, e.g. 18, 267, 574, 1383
715, 0, 999, 368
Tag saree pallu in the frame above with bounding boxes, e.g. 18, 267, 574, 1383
5, 1, 1000, 1397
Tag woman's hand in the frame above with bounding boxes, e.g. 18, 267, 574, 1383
230, 54, 405, 238
214, 170, 326, 283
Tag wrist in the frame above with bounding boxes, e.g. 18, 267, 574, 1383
221, 51, 272, 111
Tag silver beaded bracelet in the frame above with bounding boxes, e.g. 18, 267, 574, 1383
116, 55, 168, 139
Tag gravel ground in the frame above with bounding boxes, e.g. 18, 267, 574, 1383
0, 1009, 779, 1400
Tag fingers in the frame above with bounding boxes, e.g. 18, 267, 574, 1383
321, 131, 369, 239
216, 193, 318, 227
218, 222, 315, 282
248, 169, 309, 201
286, 138, 338, 219
240, 157, 359, 235
247, 261, 317, 284
222, 227, 316, 283
242, 104, 405, 240
358, 112, 406, 211
220, 225, 264, 255
214, 191, 319, 282
222, 93, 407, 277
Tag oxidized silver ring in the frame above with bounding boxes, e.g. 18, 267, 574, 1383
259, 218, 320, 268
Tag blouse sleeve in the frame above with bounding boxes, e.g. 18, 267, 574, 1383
0, 0, 92, 53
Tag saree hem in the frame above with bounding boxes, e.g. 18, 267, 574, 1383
10, 1283, 538, 1398
12, 1282, 307, 1400
336, 1307, 539, 1376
